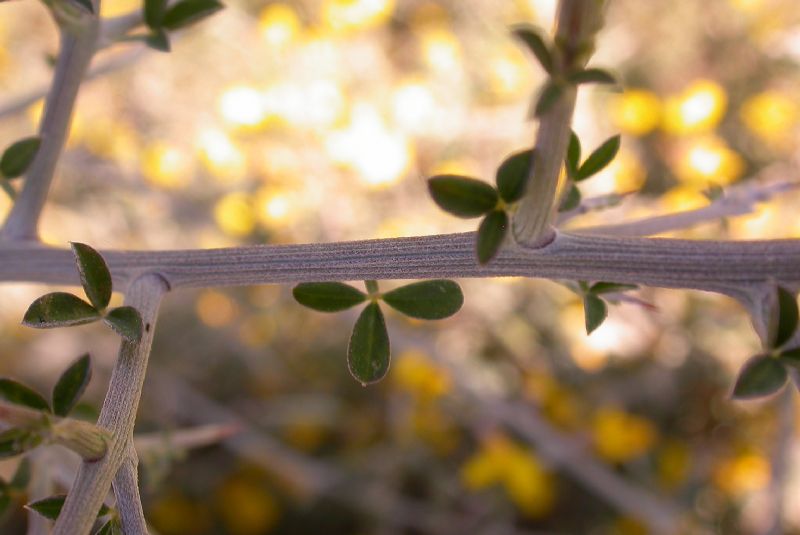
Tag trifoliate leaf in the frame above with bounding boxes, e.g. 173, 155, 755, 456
0, 429, 42, 459
162, 0, 224, 31
590, 282, 638, 295
428, 175, 498, 218
584, 294, 607, 334
575, 135, 620, 181
382, 280, 463, 320
293, 282, 367, 312
103, 306, 143, 342
732, 355, 787, 400
511, 26, 553, 74
566, 131, 581, 178
144, 0, 168, 28
52, 353, 92, 417
495, 149, 534, 203
348, 303, 390, 385
533, 80, 562, 117
773, 286, 799, 349
476, 210, 508, 265
71, 243, 112, 311
0, 378, 49, 412
22, 292, 100, 329
558, 183, 581, 212
1, 137, 41, 179
567, 68, 617, 86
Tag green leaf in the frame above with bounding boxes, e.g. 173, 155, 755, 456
476, 210, 508, 265
778, 347, 800, 367
0, 378, 50, 412
347, 303, 390, 385
71, 243, 112, 311
71, 0, 94, 14
511, 26, 553, 74
1, 137, 41, 179
584, 294, 607, 334
365, 280, 379, 295
146, 29, 171, 52
144, 0, 168, 28
495, 149, 534, 203
566, 131, 581, 178
774, 287, 799, 349
22, 292, 100, 329
27, 494, 110, 521
103, 306, 143, 342
11, 458, 31, 489
533, 81, 562, 117
162, 0, 224, 31
293, 282, 367, 312
732, 355, 787, 400
27, 495, 66, 520
381, 280, 463, 320
558, 183, 581, 212
0, 429, 43, 459
575, 135, 620, 181
567, 68, 617, 85
590, 282, 638, 295
428, 175, 498, 218
52, 353, 92, 417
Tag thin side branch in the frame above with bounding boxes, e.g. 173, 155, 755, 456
53, 272, 168, 535
113, 449, 148, 535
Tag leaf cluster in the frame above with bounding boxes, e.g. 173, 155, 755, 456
575, 281, 638, 334
138, 0, 225, 52
560, 131, 621, 212
27, 493, 119, 534
293, 280, 463, 385
733, 286, 800, 399
23, 243, 143, 343
428, 150, 535, 263
0, 354, 93, 459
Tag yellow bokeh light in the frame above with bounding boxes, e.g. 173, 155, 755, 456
258, 3, 302, 48
325, 104, 413, 187
713, 451, 770, 497
216, 476, 280, 535
393, 350, 451, 401
196, 128, 247, 183
141, 143, 192, 189
213, 192, 256, 237
663, 80, 727, 135
420, 28, 463, 75
675, 136, 744, 185
255, 187, 295, 227
610, 89, 662, 136
262, 79, 345, 129
100, 0, 140, 18
592, 407, 657, 463
660, 185, 710, 212
740, 90, 798, 143
219, 86, 266, 129
392, 81, 436, 133
486, 47, 531, 99
195, 290, 238, 328
322, 0, 395, 33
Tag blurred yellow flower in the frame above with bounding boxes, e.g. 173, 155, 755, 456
216, 476, 280, 535
219, 85, 267, 129
196, 289, 238, 328
100, 0, 140, 17
486, 47, 531, 99
214, 192, 256, 236
740, 90, 798, 143
420, 28, 463, 75
524, 375, 582, 429
283, 421, 327, 452
196, 128, 247, 183
713, 451, 770, 497
325, 104, 413, 187
611, 90, 662, 136
322, 0, 395, 33
660, 185, 709, 212
657, 440, 692, 490
255, 187, 296, 228
592, 407, 657, 463
149, 491, 213, 535
393, 350, 451, 401
461, 434, 555, 517
663, 80, 727, 135
410, 405, 459, 455
258, 3, 302, 48
675, 136, 744, 185
141, 143, 192, 189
